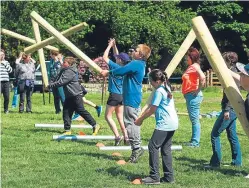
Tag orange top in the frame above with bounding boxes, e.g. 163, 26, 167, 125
182, 64, 200, 94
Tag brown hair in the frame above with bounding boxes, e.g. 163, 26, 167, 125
187, 47, 200, 64
222, 52, 238, 68
137, 44, 151, 60
22, 53, 31, 59
64, 56, 76, 66
50, 50, 59, 56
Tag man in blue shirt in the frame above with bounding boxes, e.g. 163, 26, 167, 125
101, 43, 151, 163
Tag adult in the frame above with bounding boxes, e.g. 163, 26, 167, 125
15, 53, 36, 113
182, 47, 205, 147
0, 49, 12, 113
47, 51, 65, 114
205, 52, 242, 168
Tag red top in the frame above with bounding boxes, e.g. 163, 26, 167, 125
182, 64, 200, 94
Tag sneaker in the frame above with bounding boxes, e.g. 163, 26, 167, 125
92, 124, 101, 135
245, 174, 249, 179
160, 177, 174, 184
62, 130, 72, 135
128, 147, 145, 163
72, 113, 80, 120
96, 106, 102, 117
185, 142, 200, 148
4, 110, 9, 114
203, 164, 220, 169
142, 176, 160, 185
115, 136, 123, 146
124, 138, 130, 146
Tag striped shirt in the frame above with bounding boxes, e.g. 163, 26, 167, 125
0, 60, 12, 81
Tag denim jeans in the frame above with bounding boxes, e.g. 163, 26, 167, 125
210, 109, 242, 166
184, 91, 203, 144
52, 87, 65, 113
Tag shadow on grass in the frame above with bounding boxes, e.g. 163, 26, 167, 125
99, 166, 144, 181
176, 156, 248, 177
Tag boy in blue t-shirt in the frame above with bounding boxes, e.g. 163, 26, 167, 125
103, 39, 130, 146
101, 43, 151, 163
135, 69, 178, 185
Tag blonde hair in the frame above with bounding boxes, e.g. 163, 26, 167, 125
64, 56, 76, 66
50, 50, 59, 56
137, 44, 151, 60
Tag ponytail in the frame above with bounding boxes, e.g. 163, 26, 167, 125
162, 72, 172, 99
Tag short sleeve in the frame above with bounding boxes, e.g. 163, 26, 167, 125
108, 60, 121, 70
151, 89, 163, 106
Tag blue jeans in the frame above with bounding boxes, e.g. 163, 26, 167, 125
210, 109, 242, 166
184, 91, 203, 144
52, 87, 65, 113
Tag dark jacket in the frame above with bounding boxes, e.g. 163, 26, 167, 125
221, 67, 240, 111
49, 65, 82, 98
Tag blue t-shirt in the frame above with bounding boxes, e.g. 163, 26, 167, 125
108, 60, 123, 94
110, 60, 145, 108
151, 86, 178, 131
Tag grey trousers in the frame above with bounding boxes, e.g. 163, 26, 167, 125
149, 129, 175, 181
124, 106, 141, 150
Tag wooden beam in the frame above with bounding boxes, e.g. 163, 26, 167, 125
31, 19, 49, 87
165, 29, 196, 78
1, 28, 58, 51
24, 22, 88, 54
192, 16, 249, 138
30, 11, 102, 73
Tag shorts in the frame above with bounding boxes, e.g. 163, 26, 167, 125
107, 93, 123, 106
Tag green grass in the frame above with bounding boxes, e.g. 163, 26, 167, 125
1, 89, 249, 188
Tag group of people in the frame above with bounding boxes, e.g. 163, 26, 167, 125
1, 41, 249, 184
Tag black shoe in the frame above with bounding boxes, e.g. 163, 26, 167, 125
19, 110, 24, 113
127, 147, 145, 163
26, 111, 32, 113
160, 177, 175, 184
142, 176, 160, 185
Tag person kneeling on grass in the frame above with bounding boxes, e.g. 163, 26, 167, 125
135, 69, 178, 185
48, 57, 100, 135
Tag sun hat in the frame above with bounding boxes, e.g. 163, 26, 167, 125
236, 62, 249, 76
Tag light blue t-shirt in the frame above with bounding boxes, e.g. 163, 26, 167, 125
108, 60, 123, 94
151, 86, 179, 131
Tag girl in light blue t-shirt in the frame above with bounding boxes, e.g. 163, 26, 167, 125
135, 69, 178, 185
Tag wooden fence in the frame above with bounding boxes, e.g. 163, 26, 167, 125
205, 69, 221, 87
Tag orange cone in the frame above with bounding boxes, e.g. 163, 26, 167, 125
78, 131, 86, 136
131, 178, 142, 185
112, 152, 122, 157
96, 142, 105, 147
116, 160, 126, 165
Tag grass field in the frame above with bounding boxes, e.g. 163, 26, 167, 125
1, 88, 249, 188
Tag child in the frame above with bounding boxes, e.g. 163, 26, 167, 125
101, 43, 151, 163
135, 69, 178, 185
205, 52, 242, 168
49, 57, 100, 135
103, 38, 130, 146
71, 60, 102, 120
